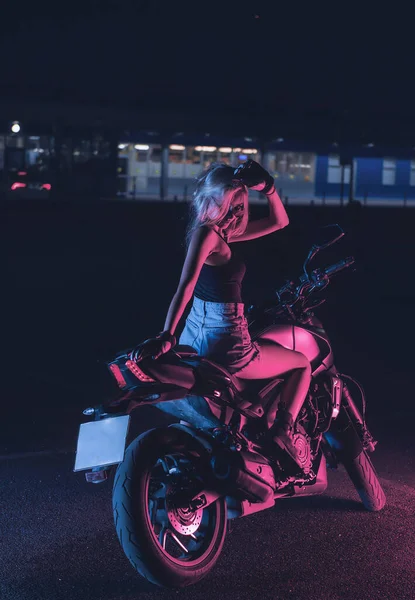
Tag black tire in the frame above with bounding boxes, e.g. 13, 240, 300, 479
342, 450, 386, 511
112, 427, 227, 589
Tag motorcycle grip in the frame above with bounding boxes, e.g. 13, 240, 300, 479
323, 257, 354, 277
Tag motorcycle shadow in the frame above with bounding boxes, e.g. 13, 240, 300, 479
273, 495, 364, 512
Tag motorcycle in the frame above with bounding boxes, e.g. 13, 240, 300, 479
73, 223, 386, 589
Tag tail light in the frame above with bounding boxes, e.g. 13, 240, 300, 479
41, 183, 52, 191
125, 359, 156, 382
11, 182, 27, 191
108, 363, 127, 389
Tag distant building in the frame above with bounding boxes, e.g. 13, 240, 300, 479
1, 101, 414, 206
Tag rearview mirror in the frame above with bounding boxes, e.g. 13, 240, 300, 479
303, 224, 344, 276
313, 224, 344, 250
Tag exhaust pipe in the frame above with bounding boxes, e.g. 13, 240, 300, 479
211, 449, 275, 504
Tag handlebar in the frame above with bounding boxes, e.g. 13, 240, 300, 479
259, 254, 356, 321
321, 256, 355, 277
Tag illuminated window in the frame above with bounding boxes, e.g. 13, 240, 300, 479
25, 135, 51, 171
296, 153, 315, 181
327, 155, 350, 184
169, 146, 184, 164
185, 147, 202, 164
73, 140, 91, 164
135, 149, 148, 163
91, 135, 110, 160
381, 158, 396, 186
218, 151, 231, 165
273, 152, 316, 182
150, 145, 162, 162
410, 161, 415, 186
203, 155, 217, 169
276, 152, 297, 176
195, 146, 217, 152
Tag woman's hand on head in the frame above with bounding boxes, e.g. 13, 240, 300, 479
233, 160, 274, 193
249, 182, 267, 191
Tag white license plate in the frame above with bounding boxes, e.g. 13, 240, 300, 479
73, 415, 130, 472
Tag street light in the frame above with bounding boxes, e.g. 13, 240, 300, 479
11, 121, 21, 133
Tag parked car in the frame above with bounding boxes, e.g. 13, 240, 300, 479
5, 167, 53, 199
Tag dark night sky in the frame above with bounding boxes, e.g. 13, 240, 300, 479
0, 1, 413, 126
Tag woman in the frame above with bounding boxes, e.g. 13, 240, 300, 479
133, 161, 311, 469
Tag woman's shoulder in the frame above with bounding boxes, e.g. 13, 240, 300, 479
191, 225, 217, 243
188, 225, 218, 252
187, 226, 225, 262
197, 224, 214, 234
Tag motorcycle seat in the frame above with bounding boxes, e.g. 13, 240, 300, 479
169, 346, 282, 420
200, 358, 248, 393
175, 345, 247, 393
174, 344, 199, 358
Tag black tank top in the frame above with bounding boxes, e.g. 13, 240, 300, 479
194, 230, 246, 303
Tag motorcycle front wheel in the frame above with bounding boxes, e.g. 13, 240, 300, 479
112, 428, 227, 589
342, 450, 386, 512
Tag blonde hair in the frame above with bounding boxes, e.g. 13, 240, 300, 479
185, 162, 249, 249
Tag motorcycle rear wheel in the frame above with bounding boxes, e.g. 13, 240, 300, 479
112, 428, 227, 589
342, 450, 386, 511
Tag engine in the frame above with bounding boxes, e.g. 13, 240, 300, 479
298, 379, 333, 436
292, 424, 313, 475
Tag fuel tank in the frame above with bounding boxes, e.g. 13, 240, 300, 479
250, 314, 334, 375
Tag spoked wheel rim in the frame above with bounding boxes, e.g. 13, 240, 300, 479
145, 452, 221, 566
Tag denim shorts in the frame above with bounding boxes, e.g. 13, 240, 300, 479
178, 296, 260, 374
155, 296, 261, 427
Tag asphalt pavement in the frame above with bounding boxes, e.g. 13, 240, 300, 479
2, 200, 415, 599
0, 435, 413, 600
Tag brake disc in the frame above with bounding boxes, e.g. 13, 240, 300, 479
165, 488, 203, 535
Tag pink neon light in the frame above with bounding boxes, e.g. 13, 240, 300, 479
11, 182, 27, 190
125, 360, 156, 382
109, 363, 127, 389
41, 183, 52, 191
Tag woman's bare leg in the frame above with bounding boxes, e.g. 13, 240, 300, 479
234, 339, 312, 422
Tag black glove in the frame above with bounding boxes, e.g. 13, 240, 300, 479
233, 159, 275, 194
130, 331, 176, 362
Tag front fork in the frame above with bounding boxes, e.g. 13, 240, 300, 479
330, 375, 343, 419
324, 368, 377, 461
341, 382, 377, 452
